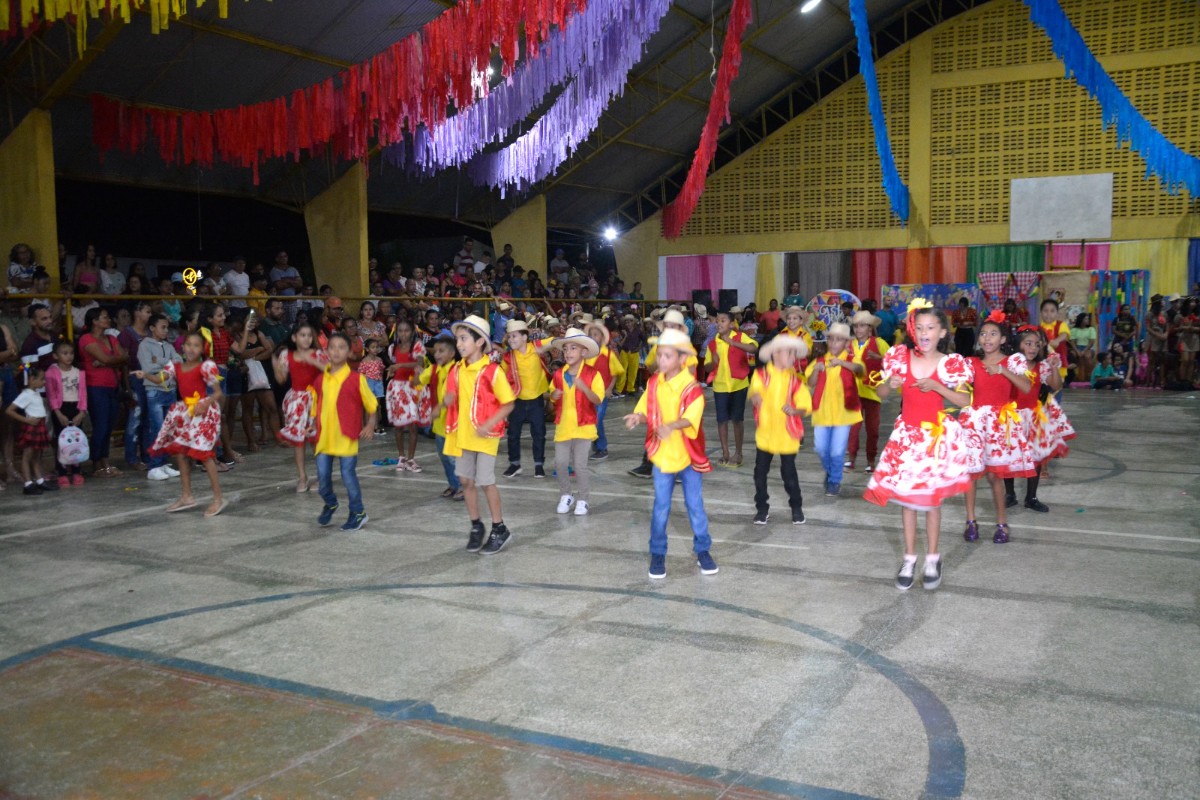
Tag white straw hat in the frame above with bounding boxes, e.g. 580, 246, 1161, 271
654, 328, 696, 356
451, 315, 493, 351
553, 327, 600, 359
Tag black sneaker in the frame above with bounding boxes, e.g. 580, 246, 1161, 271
340, 512, 368, 531
922, 557, 942, 590
1004, 493, 1018, 508
792, 509, 806, 525
503, 464, 522, 478
318, 504, 338, 526
590, 449, 609, 462
480, 523, 512, 554
38, 479, 59, 492
533, 465, 546, 479
896, 559, 916, 590
23, 483, 43, 496
466, 521, 486, 552
753, 510, 769, 525
825, 483, 840, 497
648, 554, 666, 579
628, 462, 652, 479
696, 551, 719, 575
1024, 498, 1050, 513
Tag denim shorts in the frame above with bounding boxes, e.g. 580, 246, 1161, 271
714, 387, 748, 423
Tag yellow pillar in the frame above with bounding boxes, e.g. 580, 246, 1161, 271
612, 212, 662, 299
304, 162, 369, 298
906, 33, 933, 251
0, 110, 60, 291
491, 195, 547, 278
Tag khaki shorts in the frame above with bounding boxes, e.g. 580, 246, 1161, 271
456, 449, 497, 486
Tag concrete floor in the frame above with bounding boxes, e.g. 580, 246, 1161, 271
0, 389, 1197, 799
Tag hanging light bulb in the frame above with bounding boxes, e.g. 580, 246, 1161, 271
603, 226, 619, 242
800, 0, 822, 13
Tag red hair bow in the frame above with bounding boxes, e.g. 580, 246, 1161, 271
985, 309, 1007, 325
1016, 324, 1040, 334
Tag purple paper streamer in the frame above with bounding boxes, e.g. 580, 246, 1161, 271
466, 0, 672, 195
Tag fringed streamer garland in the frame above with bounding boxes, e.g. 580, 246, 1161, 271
849, 0, 910, 224
1022, 0, 1200, 197
460, 0, 672, 196
90, 0, 586, 182
1, 0, 244, 51
393, 0, 633, 173
660, 0, 752, 240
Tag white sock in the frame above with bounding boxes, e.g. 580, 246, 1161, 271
24, 481, 33, 488
903, 554, 918, 566
925, 553, 941, 564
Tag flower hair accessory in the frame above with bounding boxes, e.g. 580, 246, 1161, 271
905, 297, 935, 352
985, 309, 1007, 325
1016, 324, 1040, 334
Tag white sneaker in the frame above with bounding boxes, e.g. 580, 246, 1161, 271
574, 500, 590, 516
147, 467, 171, 481
556, 494, 575, 514
164, 465, 180, 477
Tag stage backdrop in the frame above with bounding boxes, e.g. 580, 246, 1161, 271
659, 253, 764, 308
881, 283, 981, 321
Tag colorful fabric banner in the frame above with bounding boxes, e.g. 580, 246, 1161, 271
881, 284, 981, 321
851, 249, 906, 303
663, 255, 724, 301
1109, 239, 1189, 298
1092, 270, 1149, 351
1048, 243, 1110, 271
966, 244, 1045, 283
754, 253, 785, 313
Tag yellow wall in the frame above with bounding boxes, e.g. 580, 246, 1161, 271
613, 212, 662, 299
0, 110, 60, 291
491, 195, 547, 278
648, 0, 1200, 286
304, 162, 369, 298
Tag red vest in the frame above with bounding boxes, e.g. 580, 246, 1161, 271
852, 337, 884, 381
445, 360, 509, 439
552, 365, 599, 426
644, 373, 712, 473
503, 344, 549, 396
812, 356, 861, 412
707, 332, 753, 379
752, 366, 806, 441
313, 368, 366, 440
591, 347, 614, 385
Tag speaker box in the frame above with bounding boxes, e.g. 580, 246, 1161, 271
717, 289, 738, 310
691, 290, 713, 309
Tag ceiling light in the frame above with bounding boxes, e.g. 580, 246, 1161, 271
800, 0, 822, 13
603, 226, 618, 242
486, 66, 495, 77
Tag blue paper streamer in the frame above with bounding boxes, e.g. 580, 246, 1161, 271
848, 0, 910, 223
1022, 0, 1200, 197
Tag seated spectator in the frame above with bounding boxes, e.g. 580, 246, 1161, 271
1091, 352, 1123, 390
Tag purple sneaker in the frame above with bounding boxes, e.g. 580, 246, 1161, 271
963, 520, 979, 542
993, 523, 1010, 544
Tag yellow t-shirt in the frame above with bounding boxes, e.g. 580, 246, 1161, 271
247, 288, 268, 316
849, 336, 891, 403
444, 356, 516, 457
633, 368, 704, 474
804, 355, 864, 427
417, 361, 454, 437
705, 332, 758, 393
314, 364, 378, 457
505, 341, 550, 400
554, 366, 606, 442
645, 343, 699, 375
748, 364, 813, 455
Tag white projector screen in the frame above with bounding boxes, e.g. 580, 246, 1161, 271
1009, 173, 1113, 242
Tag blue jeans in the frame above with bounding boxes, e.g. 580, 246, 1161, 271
317, 453, 363, 515
87, 386, 119, 461
144, 391, 175, 469
435, 434, 461, 491
124, 381, 149, 465
649, 465, 711, 556
814, 425, 851, 485
594, 397, 609, 451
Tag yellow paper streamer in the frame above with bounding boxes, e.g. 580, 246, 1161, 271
4, 0, 254, 50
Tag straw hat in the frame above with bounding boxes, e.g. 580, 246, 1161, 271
654, 328, 696, 356
496, 299, 514, 312
662, 309, 687, 329
826, 322, 851, 339
783, 305, 806, 317
553, 327, 600, 359
575, 312, 595, 325
850, 311, 881, 328
693, 303, 708, 319
621, 314, 638, 324
759, 335, 810, 362
649, 308, 666, 320
668, 304, 685, 313
451, 314, 493, 351
584, 319, 610, 347
728, 305, 743, 316
600, 305, 614, 316
506, 319, 530, 335
543, 316, 562, 329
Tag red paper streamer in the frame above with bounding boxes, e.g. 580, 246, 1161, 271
90, 0, 587, 182
661, 0, 752, 240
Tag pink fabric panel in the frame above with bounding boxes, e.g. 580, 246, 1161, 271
851, 249, 906, 302
665, 255, 724, 299
1049, 243, 1110, 271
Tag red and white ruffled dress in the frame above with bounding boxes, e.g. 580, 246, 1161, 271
864, 347, 978, 510
386, 340, 426, 426
957, 354, 1037, 479
277, 350, 326, 446
149, 360, 222, 461
1035, 356, 1075, 461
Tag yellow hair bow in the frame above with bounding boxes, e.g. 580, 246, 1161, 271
997, 402, 1021, 446
183, 392, 203, 416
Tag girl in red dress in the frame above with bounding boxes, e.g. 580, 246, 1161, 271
958, 313, 1034, 544
864, 301, 974, 591
135, 332, 225, 517
273, 321, 326, 492
386, 319, 427, 472
1006, 328, 1075, 510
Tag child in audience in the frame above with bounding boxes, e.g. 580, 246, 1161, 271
748, 336, 812, 525
386, 319, 426, 472
445, 315, 516, 554
311, 333, 378, 531
1090, 351, 1123, 390
624, 329, 717, 579
359, 337, 386, 435
46, 340, 88, 486
550, 328, 605, 516
864, 300, 974, 591
804, 322, 863, 497
5, 367, 57, 495
847, 311, 890, 472
135, 331, 225, 517
273, 321, 326, 492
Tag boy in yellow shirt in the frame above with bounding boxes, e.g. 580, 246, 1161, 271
501, 319, 552, 479
313, 333, 379, 531
624, 329, 717, 580
549, 328, 605, 515
804, 322, 864, 497
705, 307, 759, 467
847, 311, 890, 472
749, 336, 813, 525
627, 308, 697, 479
445, 315, 517, 554
584, 319, 624, 462
417, 335, 462, 500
